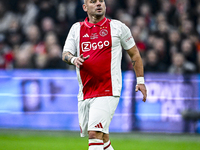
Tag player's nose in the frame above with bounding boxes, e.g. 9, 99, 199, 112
96, 0, 102, 6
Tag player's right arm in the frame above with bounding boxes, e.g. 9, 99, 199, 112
62, 52, 90, 68
62, 22, 90, 68
62, 51, 74, 64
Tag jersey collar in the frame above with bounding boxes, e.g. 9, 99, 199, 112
84, 17, 108, 28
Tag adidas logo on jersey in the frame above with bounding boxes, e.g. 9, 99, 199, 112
83, 33, 89, 37
95, 122, 103, 128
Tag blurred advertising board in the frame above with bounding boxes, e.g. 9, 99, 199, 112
0, 70, 131, 132
0, 70, 199, 133
134, 73, 199, 133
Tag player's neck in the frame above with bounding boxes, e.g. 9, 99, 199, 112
88, 15, 105, 24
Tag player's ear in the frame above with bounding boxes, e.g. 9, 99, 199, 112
82, 4, 87, 12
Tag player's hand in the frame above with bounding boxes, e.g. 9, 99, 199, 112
135, 84, 147, 102
74, 54, 90, 68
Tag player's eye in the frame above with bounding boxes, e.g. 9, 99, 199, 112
90, 0, 96, 3
90, 0, 104, 3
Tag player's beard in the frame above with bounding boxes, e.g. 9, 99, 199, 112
94, 13, 104, 19
93, 9, 105, 19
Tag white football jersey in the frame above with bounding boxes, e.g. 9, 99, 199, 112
63, 17, 135, 101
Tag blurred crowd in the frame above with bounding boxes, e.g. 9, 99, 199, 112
0, 0, 200, 74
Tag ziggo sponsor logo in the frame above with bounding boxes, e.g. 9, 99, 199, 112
81, 41, 110, 52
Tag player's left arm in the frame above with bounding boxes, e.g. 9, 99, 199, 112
127, 45, 147, 102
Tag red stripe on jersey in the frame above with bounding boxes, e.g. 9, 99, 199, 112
104, 141, 111, 149
99, 123, 103, 128
89, 143, 104, 146
79, 18, 112, 100
79, 125, 82, 133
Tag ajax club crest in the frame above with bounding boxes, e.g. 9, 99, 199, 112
99, 29, 108, 37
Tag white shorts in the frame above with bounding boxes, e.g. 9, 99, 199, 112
78, 96, 119, 137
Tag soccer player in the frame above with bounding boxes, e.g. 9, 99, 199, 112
62, 0, 147, 149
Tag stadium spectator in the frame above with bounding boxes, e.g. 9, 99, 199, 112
131, 25, 146, 56
135, 16, 149, 42
36, 0, 57, 25
181, 38, 197, 66
75, 0, 87, 21
168, 30, 181, 55
160, 0, 177, 26
24, 24, 46, 55
57, 0, 77, 24
43, 31, 70, 69
155, 12, 167, 27
41, 17, 56, 34
0, 1, 16, 33
14, 43, 34, 69
0, 34, 13, 69
15, 0, 38, 32
145, 0, 160, 15
44, 31, 58, 51
139, 3, 154, 29
125, 0, 139, 17
145, 32, 157, 49
144, 49, 168, 72
118, 12, 133, 28
56, 1, 72, 46
45, 44, 66, 69
104, 0, 119, 18
34, 53, 47, 69
6, 18, 24, 50
6, 30, 24, 50
188, 33, 200, 72
152, 37, 170, 67
196, 2, 200, 35
175, 0, 189, 15
0, 0, 198, 72
168, 52, 196, 74
156, 21, 170, 41
180, 19, 195, 39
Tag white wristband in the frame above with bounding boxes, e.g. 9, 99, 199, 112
137, 77, 145, 84
70, 57, 76, 65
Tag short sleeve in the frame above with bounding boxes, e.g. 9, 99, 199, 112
63, 23, 79, 55
120, 23, 135, 50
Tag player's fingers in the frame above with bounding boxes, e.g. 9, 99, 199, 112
80, 54, 83, 58
142, 93, 147, 102
77, 60, 83, 65
135, 85, 138, 92
77, 57, 84, 63
141, 88, 147, 102
136, 84, 147, 102
75, 64, 80, 68
74, 61, 80, 68
75, 54, 89, 68
83, 55, 90, 60
74, 58, 83, 68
